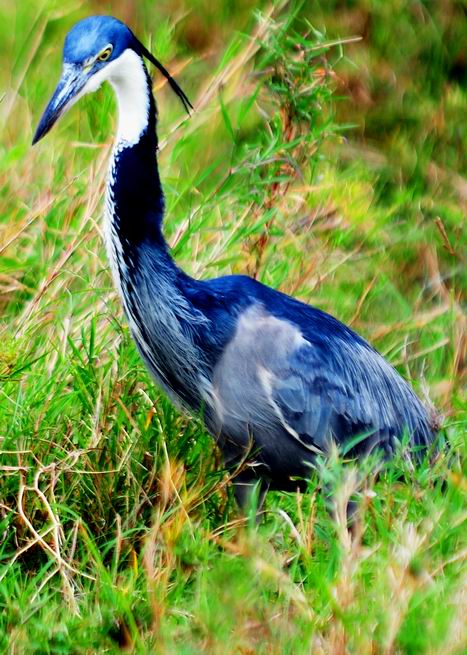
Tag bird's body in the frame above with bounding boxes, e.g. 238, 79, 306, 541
34, 17, 437, 504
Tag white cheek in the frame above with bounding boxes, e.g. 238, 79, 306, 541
78, 50, 149, 145
84, 76, 103, 93
81, 67, 108, 94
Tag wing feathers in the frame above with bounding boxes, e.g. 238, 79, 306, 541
212, 303, 433, 457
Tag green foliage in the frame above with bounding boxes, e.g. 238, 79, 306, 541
0, 0, 465, 652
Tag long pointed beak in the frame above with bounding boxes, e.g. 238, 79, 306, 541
32, 63, 88, 145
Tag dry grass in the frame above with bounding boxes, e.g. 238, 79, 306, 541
0, 0, 465, 652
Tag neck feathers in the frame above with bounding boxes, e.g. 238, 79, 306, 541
105, 49, 164, 247
109, 49, 154, 145
102, 49, 212, 409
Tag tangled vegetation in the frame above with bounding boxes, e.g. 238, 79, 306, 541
0, 1, 465, 652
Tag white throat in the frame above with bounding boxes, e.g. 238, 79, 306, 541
82, 48, 150, 145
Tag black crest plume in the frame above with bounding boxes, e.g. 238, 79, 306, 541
134, 36, 193, 114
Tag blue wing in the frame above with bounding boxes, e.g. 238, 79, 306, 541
207, 291, 434, 466
270, 335, 433, 456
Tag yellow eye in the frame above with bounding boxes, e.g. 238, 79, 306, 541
97, 45, 113, 62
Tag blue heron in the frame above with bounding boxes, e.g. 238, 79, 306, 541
33, 16, 437, 508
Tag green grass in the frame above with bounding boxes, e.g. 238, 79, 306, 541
0, 1, 466, 652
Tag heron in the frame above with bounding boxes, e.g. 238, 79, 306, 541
33, 16, 438, 509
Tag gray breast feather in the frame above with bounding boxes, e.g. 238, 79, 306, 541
212, 304, 432, 459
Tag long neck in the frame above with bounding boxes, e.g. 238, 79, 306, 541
107, 49, 165, 248
104, 50, 214, 410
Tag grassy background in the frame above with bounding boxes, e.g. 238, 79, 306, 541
0, 0, 466, 652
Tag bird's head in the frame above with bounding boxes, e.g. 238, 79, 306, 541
32, 15, 192, 145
